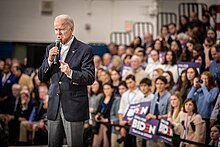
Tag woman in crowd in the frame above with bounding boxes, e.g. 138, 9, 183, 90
162, 71, 177, 94
130, 36, 142, 49
182, 67, 199, 102
93, 83, 115, 147
99, 69, 112, 85
145, 49, 162, 78
121, 54, 132, 77
178, 15, 189, 33
187, 71, 219, 120
110, 55, 123, 72
167, 91, 182, 146
193, 52, 206, 73
206, 28, 217, 43
110, 81, 127, 147
209, 125, 220, 146
179, 98, 206, 147
110, 69, 122, 97
176, 70, 188, 102
187, 71, 219, 143
159, 25, 169, 44
170, 40, 182, 61
88, 80, 103, 131
160, 50, 178, 83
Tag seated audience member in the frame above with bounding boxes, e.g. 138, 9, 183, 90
130, 36, 143, 49
145, 50, 162, 79
182, 67, 199, 102
0, 64, 18, 99
123, 55, 148, 85
162, 71, 177, 94
169, 40, 182, 61
117, 45, 126, 57
93, 83, 115, 147
160, 50, 179, 83
84, 80, 103, 146
99, 69, 112, 85
121, 54, 132, 77
16, 90, 33, 145
134, 48, 147, 70
102, 53, 112, 70
19, 84, 48, 145
167, 23, 178, 45
12, 65, 34, 92
110, 55, 123, 72
179, 99, 206, 147
176, 70, 188, 102
110, 69, 122, 97
143, 32, 153, 50
110, 81, 127, 147
209, 125, 220, 146
1, 84, 22, 145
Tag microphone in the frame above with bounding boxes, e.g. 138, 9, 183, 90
54, 38, 61, 64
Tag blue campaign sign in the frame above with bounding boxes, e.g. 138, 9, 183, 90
129, 114, 159, 140
157, 117, 173, 145
177, 61, 201, 75
123, 102, 151, 121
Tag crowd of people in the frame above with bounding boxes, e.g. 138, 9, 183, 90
0, 4, 220, 147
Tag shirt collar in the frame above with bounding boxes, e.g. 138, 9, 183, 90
62, 35, 74, 47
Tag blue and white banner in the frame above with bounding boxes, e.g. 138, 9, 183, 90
123, 102, 151, 121
158, 117, 173, 145
129, 114, 159, 140
177, 61, 201, 75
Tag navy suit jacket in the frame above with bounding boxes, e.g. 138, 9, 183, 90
0, 73, 18, 97
38, 38, 95, 122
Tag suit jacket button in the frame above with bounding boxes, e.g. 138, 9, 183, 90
59, 81, 62, 84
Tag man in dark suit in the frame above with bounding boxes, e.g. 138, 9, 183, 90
38, 14, 95, 147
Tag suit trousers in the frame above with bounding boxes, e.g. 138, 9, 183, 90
48, 104, 84, 147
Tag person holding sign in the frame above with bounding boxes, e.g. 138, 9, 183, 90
118, 74, 144, 147
146, 76, 171, 147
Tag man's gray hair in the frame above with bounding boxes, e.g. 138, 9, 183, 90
55, 14, 74, 29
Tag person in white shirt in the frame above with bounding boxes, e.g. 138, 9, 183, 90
118, 74, 144, 146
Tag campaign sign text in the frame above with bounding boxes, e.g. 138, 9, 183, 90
158, 118, 173, 145
129, 114, 159, 140
123, 102, 150, 121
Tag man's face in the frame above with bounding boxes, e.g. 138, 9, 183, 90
39, 87, 48, 100
211, 47, 220, 61
125, 79, 136, 90
54, 19, 73, 44
130, 56, 141, 70
140, 84, 150, 95
155, 79, 166, 93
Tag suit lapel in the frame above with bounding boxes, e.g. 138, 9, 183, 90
59, 38, 78, 79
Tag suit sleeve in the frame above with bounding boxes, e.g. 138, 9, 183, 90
71, 46, 95, 85
38, 45, 54, 82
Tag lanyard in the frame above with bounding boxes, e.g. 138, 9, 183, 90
185, 114, 193, 137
